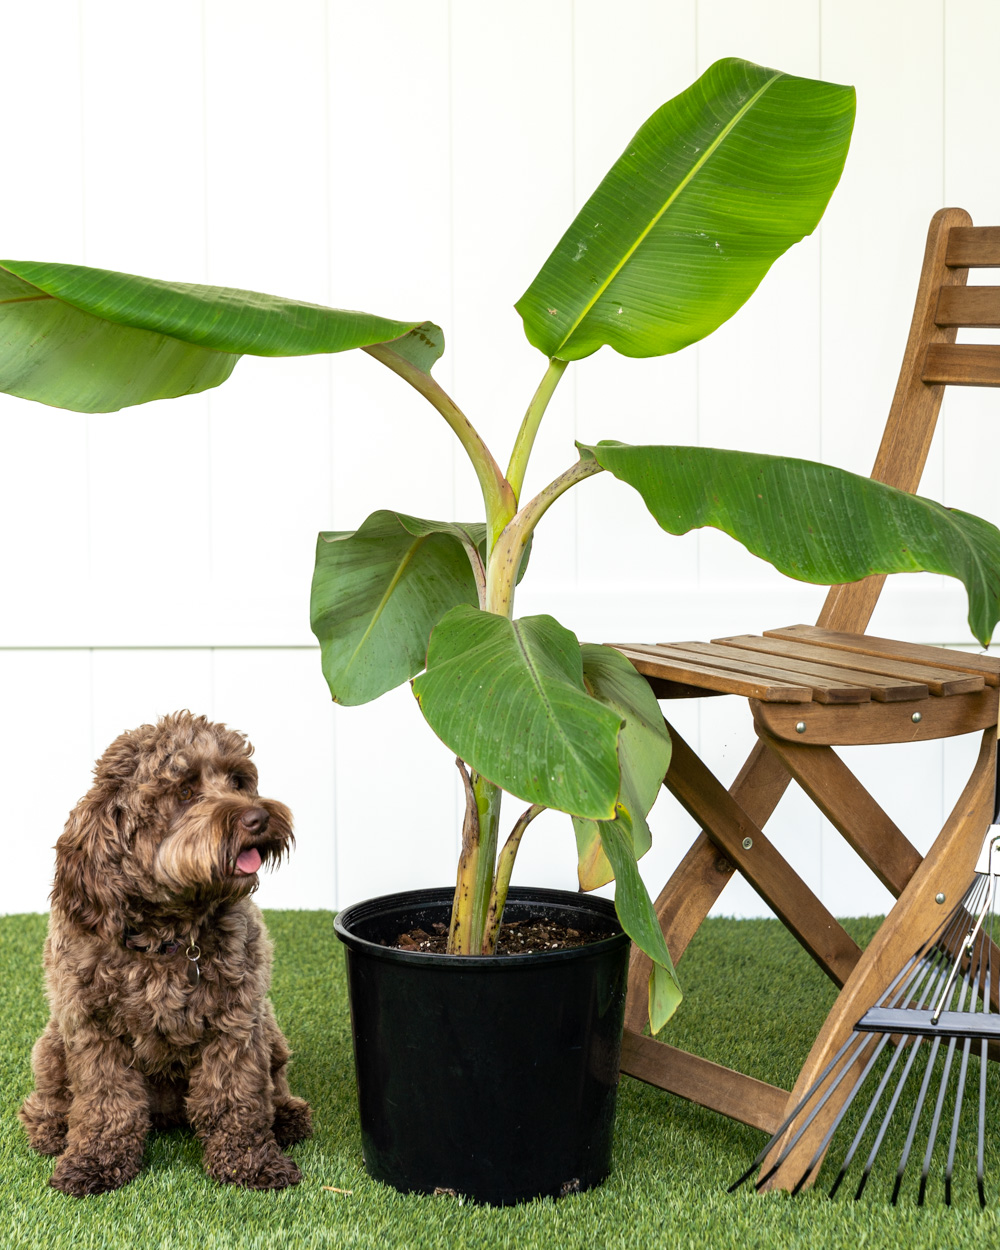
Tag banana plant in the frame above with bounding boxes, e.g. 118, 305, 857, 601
4, 59, 1000, 1034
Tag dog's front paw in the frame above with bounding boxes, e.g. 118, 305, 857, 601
20, 1110, 68, 1156
273, 1096, 312, 1148
204, 1138, 302, 1190
50, 1146, 143, 1197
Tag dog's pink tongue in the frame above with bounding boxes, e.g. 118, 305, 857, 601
235, 847, 262, 875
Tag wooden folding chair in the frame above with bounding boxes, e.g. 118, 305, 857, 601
614, 207, 1000, 1188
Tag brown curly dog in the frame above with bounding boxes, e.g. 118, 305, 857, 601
19, 711, 312, 1197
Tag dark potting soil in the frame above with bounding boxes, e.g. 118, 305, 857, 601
390, 918, 614, 955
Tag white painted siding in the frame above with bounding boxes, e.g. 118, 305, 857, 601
2, 0, 998, 920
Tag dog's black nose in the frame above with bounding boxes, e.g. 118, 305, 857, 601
238, 807, 270, 835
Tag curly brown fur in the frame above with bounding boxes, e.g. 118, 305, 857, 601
19, 711, 312, 1197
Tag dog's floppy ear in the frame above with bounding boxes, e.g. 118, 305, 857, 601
51, 789, 131, 940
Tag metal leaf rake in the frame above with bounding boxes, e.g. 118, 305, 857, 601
731, 820, 1000, 1206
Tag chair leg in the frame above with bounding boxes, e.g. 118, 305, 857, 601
656, 724, 861, 985
754, 729, 923, 897
758, 726, 998, 1192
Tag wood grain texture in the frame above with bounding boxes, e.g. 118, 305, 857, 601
660, 641, 872, 703
621, 1029, 787, 1134
755, 729, 922, 896
753, 686, 997, 745
764, 624, 1000, 685
707, 634, 930, 701
946, 225, 1000, 267
934, 283, 1000, 326
623, 740, 794, 1032
614, 644, 812, 702
661, 725, 861, 987
922, 342, 1000, 386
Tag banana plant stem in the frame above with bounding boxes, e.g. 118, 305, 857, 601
482, 804, 544, 954
469, 773, 502, 949
448, 758, 482, 952
485, 455, 604, 616
448, 761, 504, 955
363, 341, 516, 547
506, 357, 570, 502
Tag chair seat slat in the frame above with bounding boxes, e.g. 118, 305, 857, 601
645, 641, 871, 703
763, 625, 1000, 686
710, 634, 935, 699
612, 644, 812, 703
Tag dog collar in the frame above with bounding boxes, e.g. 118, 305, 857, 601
123, 930, 203, 985
124, 930, 182, 955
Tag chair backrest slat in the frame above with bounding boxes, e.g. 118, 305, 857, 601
946, 226, 1000, 268
923, 342, 1000, 387
935, 285, 1000, 327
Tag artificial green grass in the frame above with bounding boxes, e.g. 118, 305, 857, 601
3, 910, 1000, 1249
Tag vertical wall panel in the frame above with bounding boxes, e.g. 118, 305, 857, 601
0, 651, 93, 914
325, 1, 455, 534
696, 1, 824, 590
821, 0, 951, 646
940, 0, 1000, 532
0, 1, 88, 649
89, 649, 215, 748
212, 649, 336, 909
820, 0, 945, 477
203, 0, 333, 647
572, 1, 700, 590
333, 683, 458, 907
79, 0, 207, 277
449, 1, 575, 553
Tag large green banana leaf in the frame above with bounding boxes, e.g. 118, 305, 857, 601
0, 259, 429, 412
310, 512, 485, 707
573, 644, 670, 890
596, 807, 681, 1033
516, 58, 855, 361
582, 442, 1000, 647
413, 607, 624, 820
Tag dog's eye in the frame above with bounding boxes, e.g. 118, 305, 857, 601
231, 774, 247, 791
178, 786, 194, 802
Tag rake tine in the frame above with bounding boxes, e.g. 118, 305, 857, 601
918, 946, 977, 1205
731, 845, 1000, 1206
742, 1032, 871, 1193
944, 933, 986, 1205
945, 1036, 973, 1206
855, 1035, 925, 1201
854, 943, 959, 1202
891, 944, 966, 1206
789, 1037, 888, 1197
727, 950, 931, 1197
978, 1037, 987, 1208
747, 937, 952, 1196
918, 1034, 960, 1206
725, 1035, 858, 1193
829, 1028, 910, 1198
977, 915, 993, 1207
891, 1035, 944, 1204
768, 973, 934, 1198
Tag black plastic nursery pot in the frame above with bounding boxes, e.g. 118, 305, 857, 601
334, 886, 631, 1206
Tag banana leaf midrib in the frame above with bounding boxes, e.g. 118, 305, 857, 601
550, 70, 783, 357
342, 535, 431, 677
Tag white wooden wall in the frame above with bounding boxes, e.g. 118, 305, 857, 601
2, 0, 999, 920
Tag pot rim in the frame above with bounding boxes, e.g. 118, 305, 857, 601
334, 884, 629, 969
